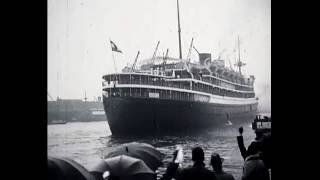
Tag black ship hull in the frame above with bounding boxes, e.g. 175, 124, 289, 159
103, 96, 258, 135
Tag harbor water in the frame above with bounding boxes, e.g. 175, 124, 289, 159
48, 120, 256, 180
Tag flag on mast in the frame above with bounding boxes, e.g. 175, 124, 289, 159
110, 40, 122, 53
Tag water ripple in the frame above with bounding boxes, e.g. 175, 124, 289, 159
48, 121, 256, 180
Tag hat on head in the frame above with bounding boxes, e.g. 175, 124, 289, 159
210, 153, 224, 165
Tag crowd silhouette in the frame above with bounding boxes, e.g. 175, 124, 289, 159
48, 126, 271, 180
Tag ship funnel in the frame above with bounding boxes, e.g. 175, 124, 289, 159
198, 53, 211, 65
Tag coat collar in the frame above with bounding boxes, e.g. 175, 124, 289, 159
245, 153, 261, 161
193, 161, 205, 168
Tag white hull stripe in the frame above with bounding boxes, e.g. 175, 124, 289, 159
103, 80, 253, 93
102, 84, 258, 105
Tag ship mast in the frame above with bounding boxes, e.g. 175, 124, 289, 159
236, 36, 246, 75
177, 0, 182, 59
238, 36, 241, 74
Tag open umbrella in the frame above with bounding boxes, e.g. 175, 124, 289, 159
48, 156, 95, 180
91, 155, 155, 180
104, 142, 164, 171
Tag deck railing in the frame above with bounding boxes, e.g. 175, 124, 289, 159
103, 74, 255, 98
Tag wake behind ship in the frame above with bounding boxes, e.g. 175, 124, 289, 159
102, 0, 258, 135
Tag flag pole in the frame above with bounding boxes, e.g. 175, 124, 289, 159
112, 51, 118, 73
109, 39, 118, 74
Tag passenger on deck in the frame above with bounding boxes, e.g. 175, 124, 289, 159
161, 146, 216, 180
210, 153, 235, 180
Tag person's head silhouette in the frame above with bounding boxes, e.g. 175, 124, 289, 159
210, 153, 223, 172
192, 147, 205, 163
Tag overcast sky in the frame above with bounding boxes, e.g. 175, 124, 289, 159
48, 0, 270, 103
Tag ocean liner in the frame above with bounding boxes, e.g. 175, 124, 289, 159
102, 0, 258, 135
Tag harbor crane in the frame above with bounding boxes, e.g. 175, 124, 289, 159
131, 51, 140, 72
186, 38, 194, 63
162, 48, 169, 65
193, 46, 200, 55
151, 41, 160, 64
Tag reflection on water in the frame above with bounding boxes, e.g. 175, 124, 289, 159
48, 121, 256, 180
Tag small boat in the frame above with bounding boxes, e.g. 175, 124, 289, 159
226, 120, 233, 126
252, 114, 271, 131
